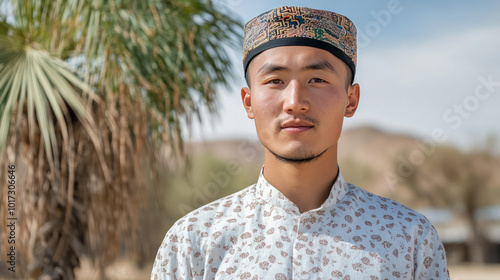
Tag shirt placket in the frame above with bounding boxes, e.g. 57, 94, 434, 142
292, 211, 316, 279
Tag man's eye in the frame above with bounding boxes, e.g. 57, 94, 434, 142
267, 79, 283, 84
310, 78, 326, 83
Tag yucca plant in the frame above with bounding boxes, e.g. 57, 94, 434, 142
0, 0, 241, 278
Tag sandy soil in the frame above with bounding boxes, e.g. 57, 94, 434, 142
75, 258, 151, 280
448, 264, 500, 280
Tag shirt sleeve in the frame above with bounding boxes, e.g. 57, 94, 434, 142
414, 225, 450, 280
151, 222, 198, 280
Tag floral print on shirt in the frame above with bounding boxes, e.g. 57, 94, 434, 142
151, 170, 449, 280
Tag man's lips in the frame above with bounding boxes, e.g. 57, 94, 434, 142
281, 126, 312, 133
280, 119, 314, 134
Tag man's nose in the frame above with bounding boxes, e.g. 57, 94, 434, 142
283, 81, 310, 114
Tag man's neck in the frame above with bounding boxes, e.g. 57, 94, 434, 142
262, 148, 339, 213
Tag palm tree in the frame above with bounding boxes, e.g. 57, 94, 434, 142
0, 0, 241, 278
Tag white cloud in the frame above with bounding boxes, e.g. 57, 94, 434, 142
354, 24, 500, 148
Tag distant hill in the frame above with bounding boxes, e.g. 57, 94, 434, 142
338, 126, 431, 207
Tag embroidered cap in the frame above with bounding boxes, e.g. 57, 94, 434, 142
243, 6, 357, 82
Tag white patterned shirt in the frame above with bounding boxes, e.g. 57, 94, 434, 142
151, 170, 449, 280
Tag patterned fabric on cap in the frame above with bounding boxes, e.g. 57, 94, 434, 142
243, 6, 357, 80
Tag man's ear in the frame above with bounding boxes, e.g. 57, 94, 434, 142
241, 87, 254, 119
345, 83, 360, 118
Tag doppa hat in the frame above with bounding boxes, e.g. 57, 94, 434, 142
243, 6, 357, 82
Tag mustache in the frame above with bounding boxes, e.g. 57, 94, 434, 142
277, 116, 318, 127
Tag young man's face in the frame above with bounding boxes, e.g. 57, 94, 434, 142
241, 46, 360, 163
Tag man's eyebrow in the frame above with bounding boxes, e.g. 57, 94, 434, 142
302, 60, 336, 73
256, 60, 336, 75
257, 63, 289, 75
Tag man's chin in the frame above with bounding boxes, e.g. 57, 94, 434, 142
267, 147, 328, 164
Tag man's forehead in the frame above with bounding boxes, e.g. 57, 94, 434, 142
255, 61, 337, 75
249, 46, 345, 75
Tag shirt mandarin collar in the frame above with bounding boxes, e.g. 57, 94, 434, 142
254, 167, 349, 214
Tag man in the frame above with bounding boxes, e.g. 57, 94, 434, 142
151, 6, 449, 279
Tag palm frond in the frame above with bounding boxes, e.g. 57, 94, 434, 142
0, 35, 95, 162
81, 0, 242, 150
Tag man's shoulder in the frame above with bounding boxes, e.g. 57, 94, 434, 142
345, 182, 435, 230
168, 184, 256, 234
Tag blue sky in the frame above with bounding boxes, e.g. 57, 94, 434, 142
189, 0, 500, 150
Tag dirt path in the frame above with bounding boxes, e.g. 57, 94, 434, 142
449, 264, 500, 280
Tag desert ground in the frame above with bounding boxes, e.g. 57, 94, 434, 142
73, 258, 500, 280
